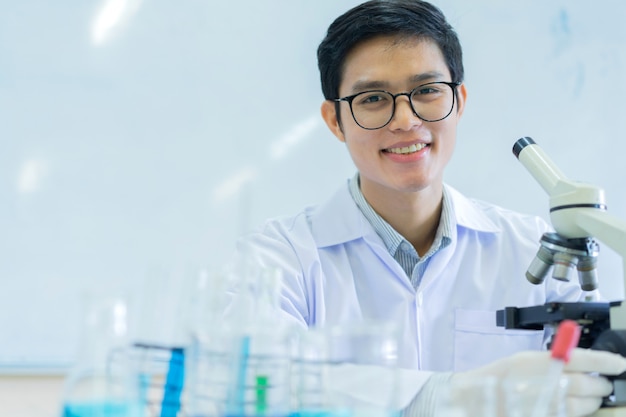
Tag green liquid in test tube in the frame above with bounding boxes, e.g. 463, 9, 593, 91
256, 375, 269, 414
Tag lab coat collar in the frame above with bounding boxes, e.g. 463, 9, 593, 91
310, 179, 381, 248
310, 181, 501, 249
444, 184, 501, 234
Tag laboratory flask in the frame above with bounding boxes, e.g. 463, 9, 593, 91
60, 294, 142, 417
187, 261, 296, 417
185, 268, 238, 417
223, 266, 295, 417
132, 266, 198, 417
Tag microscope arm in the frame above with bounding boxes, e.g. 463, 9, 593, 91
576, 209, 626, 300
576, 210, 626, 261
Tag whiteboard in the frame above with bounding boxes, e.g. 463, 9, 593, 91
1, 0, 625, 370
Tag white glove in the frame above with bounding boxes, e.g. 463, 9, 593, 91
454, 348, 626, 417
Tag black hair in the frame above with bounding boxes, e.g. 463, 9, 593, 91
317, 0, 464, 100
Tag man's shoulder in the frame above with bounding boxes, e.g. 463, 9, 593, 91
250, 180, 358, 243
445, 184, 552, 235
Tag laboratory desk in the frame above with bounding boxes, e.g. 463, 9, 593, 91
596, 409, 626, 416
0, 375, 64, 417
0, 374, 623, 417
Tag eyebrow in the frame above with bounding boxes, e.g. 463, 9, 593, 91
348, 71, 447, 94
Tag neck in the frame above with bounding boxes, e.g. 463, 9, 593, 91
361, 181, 443, 256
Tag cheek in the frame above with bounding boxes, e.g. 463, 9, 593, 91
343, 129, 368, 150
344, 127, 378, 149
441, 133, 458, 164
343, 131, 377, 160
438, 123, 459, 152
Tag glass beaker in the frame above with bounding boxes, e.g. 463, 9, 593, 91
60, 295, 142, 417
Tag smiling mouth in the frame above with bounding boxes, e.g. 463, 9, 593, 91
385, 143, 428, 155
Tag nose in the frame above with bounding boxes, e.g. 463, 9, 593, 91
389, 93, 422, 130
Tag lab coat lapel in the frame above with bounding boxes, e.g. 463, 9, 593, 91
418, 185, 501, 292
310, 180, 414, 292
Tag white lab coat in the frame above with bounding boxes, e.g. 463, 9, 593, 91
234, 180, 588, 373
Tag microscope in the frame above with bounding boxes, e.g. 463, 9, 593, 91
496, 137, 626, 413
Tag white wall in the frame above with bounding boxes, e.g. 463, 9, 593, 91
2, 1, 626, 408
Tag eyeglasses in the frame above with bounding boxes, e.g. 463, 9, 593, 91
334, 81, 461, 130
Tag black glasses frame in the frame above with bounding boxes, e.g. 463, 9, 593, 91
333, 81, 461, 130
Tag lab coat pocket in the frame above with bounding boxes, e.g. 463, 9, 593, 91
453, 309, 544, 372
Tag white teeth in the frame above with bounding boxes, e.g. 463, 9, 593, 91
387, 143, 426, 154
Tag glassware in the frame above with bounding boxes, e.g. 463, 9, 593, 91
132, 266, 197, 417
60, 295, 142, 417
186, 263, 295, 417
185, 268, 236, 417
223, 266, 294, 417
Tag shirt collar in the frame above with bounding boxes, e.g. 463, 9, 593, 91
348, 173, 405, 254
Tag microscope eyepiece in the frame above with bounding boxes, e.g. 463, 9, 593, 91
513, 137, 536, 159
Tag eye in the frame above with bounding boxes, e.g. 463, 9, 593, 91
355, 91, 391, 105
413, 85, 443, 96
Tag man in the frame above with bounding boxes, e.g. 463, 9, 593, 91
231, 1, 626, 415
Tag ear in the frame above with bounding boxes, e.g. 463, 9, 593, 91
321, 100, 346, 143
455, 83, 468, 118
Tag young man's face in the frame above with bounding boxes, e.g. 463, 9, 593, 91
322, 35, 467, 200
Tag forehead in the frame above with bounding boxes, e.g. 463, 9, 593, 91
340, 35, 450, 93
